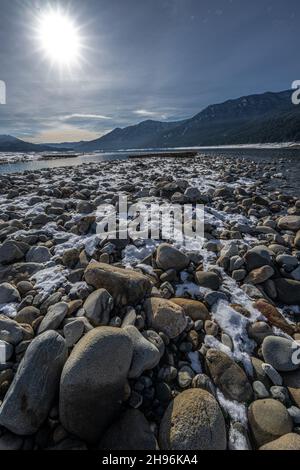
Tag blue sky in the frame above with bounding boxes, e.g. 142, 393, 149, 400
0, 0, 299, 143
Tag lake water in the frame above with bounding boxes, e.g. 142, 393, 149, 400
0, 147, 299, 196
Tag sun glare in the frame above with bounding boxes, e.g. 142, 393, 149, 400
36, 9, 82, 66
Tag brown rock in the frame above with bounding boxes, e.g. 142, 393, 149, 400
248, 399, 293, 447
254, 299, 295, 336
144, 298, 187, 339
85, 262, 152, 306
245, 266, 274, 285
259, 433, 300, 450
206, 349, 253, 403
170, 298, 210, 321
278, 215, 300, 232
159, 389, 226, 450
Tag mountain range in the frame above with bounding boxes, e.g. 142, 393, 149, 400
1, 89, 300, 152
0, 135, 55, 152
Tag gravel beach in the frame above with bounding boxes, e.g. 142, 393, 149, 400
0, 153, 300, 450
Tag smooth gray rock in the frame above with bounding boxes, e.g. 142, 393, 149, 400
262, 336, 300, 372
248, 321, 273, 345
142, 330, 165, 358
288, 406, 300, 424
0, 283, 20, 304
63, 319, 85, 347
0, 331, 67, 435
26, 246, 51, 263
274, 278, 300, 305
0, 241, 24, 265
83, 289, 114, 326
156, 244, 189, 272
38, 302, 69, 334
262, 363, 283, 386
244, 245, 273, 270
125, 326, 160, 379
0, 315, 24, 345
276, 254, 299, 269
59, 327, 133, 443
253, 381, 269, 399
195, 271, 221, 290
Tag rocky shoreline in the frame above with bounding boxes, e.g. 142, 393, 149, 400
0, 153, 300, 450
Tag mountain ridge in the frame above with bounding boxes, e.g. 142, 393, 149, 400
0, 135, 57, 152
76, 89, 300, 151
1, 89, 300, 152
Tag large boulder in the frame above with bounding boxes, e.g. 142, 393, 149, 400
59, 327, 133, 443
170, 298, 210, 321
0, 331, 67, 435
84, 262, 152, 306
274, 278, 300, 305
99, 410, 158, 450
248, 399, 292, 447
205, 349, 253, 403
262, 336, 300, 372
156, 244, 189, 272
144, 298, 187, 339
83, 289, 114, 326
159, 389, 226, 450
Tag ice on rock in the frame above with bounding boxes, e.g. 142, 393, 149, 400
122, 241, 158, 267
204, 335, 233, 357
228, 424, 250, 451
31, 265, 68, 301
211, 300, 255, 374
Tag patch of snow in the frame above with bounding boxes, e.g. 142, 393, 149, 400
0, 303, 18, 318
31, 264, 68, 301
217, 389, 247, 426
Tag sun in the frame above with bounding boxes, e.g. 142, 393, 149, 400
36, 8, 82, 66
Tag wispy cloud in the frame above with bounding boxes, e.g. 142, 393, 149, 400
133, 109, 168, 119
61, 113, 112, 120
